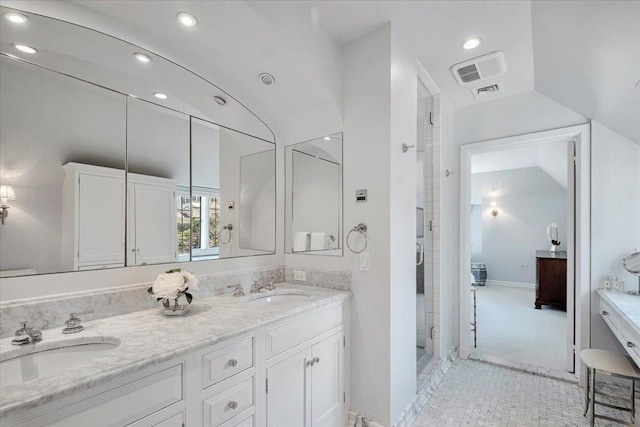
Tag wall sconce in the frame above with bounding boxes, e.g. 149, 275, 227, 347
0, 185, 15, 225
490, 201, 499, 217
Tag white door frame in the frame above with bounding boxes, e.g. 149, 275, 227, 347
458, 124, 591, 379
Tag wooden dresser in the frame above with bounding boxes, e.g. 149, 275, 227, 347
535, 250, 567, 310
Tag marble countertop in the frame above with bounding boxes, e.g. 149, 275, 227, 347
597, 289, 640, 334
0, 283, 350, 418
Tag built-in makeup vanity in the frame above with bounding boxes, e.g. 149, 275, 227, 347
597, 289, 640, 367
0, 284, 350, 427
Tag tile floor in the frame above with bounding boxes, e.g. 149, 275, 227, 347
413, 359, 636, 426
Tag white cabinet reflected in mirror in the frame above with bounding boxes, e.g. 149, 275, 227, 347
0, 7, 276, 278
285, 133, 343, 256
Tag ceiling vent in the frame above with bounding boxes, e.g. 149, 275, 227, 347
472, 82, 504, 98
450, 51, 506, 85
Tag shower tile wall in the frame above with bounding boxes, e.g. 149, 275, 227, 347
424, 93, 442, 357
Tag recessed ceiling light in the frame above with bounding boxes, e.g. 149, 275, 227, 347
3, 12, 28, 24
134, 52, 151, 63
14, 44, 37, 54
462, 37, 482, 50
177, 12, 197, 27
324, 136, 331, 141
153, 92, 168, 100
213, 96, 227, 106
259, 73, 275, 86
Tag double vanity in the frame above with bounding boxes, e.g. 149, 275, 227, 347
0, 284, 350, 427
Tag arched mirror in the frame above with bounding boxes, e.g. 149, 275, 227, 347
0, 7, 276, 277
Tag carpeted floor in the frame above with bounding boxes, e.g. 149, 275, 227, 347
471, 284, 568, 372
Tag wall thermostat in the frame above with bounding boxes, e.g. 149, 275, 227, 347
356, 189, 368, 203
228, 201, 235, 210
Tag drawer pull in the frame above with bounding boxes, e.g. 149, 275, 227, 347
627, 342, 636, 348
602, 310, 608, 315
228, 359, 238, 367
228, 401, 238, 410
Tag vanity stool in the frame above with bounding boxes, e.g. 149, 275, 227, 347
580, 349, 639, 426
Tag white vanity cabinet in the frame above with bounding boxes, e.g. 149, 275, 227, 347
266, 332, 344, 427
265, 304, 345, 427
62, 163, 126, 271
127, 174, 178, 266
62, 163, 177, 270
2, 300, 348, 427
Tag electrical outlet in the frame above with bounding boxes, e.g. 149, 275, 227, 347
293, 270, 306, 281
520, 264, 529, 269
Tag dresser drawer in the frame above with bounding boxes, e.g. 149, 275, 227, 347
265, 304, 343, 358
202, 338, 253, 389
203, 376, 254, 427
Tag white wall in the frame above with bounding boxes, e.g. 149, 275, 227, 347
0, 59, 126, 275
591, 121, 640, 351
481, 193, 567, 284
470, 205, 483, 262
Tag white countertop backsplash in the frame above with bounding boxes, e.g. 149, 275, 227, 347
0, 283, 350, 417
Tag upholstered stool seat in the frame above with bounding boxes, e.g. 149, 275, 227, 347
580, 349, 639, 426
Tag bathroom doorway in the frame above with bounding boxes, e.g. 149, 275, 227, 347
459, 124, 591, 377
416, 78, 435, 377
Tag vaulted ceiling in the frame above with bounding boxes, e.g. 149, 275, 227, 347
7, 0, 639, 143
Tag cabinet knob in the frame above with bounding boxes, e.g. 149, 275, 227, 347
627, 342, 636, 348
602, 311, 608, 316
313, 357, 320, 365
306, 360, 314, 367
228, 401, 238, 410
228, 359, 238, 367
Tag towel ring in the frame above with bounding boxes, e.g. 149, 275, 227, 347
220, 224, 233, 245
346, 223, 368, 254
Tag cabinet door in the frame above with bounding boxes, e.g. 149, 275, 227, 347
266, 349, 311, 427
310, 332, 344, 427
133, 183, 177, 265
77, 173, 125, 266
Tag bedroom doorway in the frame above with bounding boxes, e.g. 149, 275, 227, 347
459, 125, 591, 376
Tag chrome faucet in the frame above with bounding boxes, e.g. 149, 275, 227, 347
227, 284, 245, 297
11, 321, 42, 345
263, 276, 276, 291
62, 309, 94, 334
249, 281, 263, 293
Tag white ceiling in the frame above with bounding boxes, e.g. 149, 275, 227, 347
260, 0, 535, 108
471, 140, 569, 189
531, 0, 640, 144
4, 0, 637, 145
470, 166, 566, 205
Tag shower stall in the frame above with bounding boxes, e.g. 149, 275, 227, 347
416, 79, 436, 375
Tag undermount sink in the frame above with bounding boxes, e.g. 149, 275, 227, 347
246, 291, 311, 305
0, 339, 120, 387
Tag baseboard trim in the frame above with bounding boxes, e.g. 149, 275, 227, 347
485, 280, 535, 289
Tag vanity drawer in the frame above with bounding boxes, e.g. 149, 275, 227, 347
202, 337, 253, 389
17, 364, 183, 427
265, 303, 343, 358
220, 414, 254, 427
620, 321, 640, 366
203, 376, 254, 427
600, 300, 621, 332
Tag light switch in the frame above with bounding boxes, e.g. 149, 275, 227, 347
360, 252, 370, 271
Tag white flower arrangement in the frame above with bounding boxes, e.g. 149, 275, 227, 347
147, 269, 200, 305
